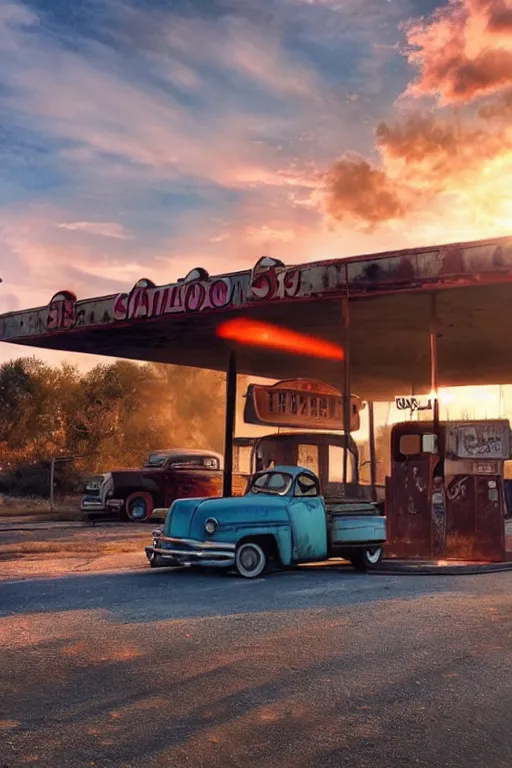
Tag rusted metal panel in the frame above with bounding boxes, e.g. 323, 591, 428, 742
1, 235, 512, 346
474, 476, 505, 561
445, 474, 477, 559
386, 458, 434, 559
445, 474, 505, 561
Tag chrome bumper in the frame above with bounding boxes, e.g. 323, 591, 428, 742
145, 535, 236, 568
80, 498, 124, 514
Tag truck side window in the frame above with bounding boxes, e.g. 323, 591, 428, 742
328, 445, 354, 484
294, 474, 319, 497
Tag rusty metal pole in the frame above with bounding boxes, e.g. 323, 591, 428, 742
342, 264, 351, 490
368, 400, 377, 501
223, 350, 237, 498
430, 293, 440, 432
50, 457, 56, 513
430, 332, 440, 426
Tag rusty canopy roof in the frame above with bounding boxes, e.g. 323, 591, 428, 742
1, 235, 512, 400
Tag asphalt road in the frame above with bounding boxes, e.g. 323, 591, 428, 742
1, 566, 512, 768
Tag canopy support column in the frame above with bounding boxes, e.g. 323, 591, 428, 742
342, 269, 351, 490
223, 350, 237, 498
368, 400, 377, 502
430, 293, 440, 431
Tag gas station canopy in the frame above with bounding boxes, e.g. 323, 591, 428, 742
1, 235, 512, 400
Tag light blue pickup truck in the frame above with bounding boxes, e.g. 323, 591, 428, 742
145, 465, 386, 578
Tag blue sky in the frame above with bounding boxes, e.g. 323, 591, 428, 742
0, 0, 511, 368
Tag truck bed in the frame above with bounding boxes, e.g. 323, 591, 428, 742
326, 498, 386, 547
325, 499, 380, 516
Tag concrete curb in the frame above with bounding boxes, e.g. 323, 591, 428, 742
371, 561, 512, 576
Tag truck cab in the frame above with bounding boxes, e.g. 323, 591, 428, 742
82, 449, 247, 523
234, 432, 382, 505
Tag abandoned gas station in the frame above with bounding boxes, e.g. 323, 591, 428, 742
2, 234, 512, 562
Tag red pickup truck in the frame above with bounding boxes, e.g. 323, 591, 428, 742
81, 449, 247, 524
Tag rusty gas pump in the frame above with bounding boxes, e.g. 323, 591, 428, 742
386, 419, 511, 562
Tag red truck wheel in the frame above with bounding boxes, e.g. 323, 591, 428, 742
125, 492, 154, 522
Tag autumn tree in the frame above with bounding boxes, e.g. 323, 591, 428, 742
0, 357, 235, 493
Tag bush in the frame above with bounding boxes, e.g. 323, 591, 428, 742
0, 461, 84, 498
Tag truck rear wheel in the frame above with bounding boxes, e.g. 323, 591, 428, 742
125, 492, 154, 522
350, 546, 383, 571
235, 542, 267, 579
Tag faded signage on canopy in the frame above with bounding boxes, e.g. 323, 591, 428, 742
112, 258, 304, 324
244, 379, 363, 431
447, 421, 511, 460
47, 291, 78, 331
112, 273, 235, 321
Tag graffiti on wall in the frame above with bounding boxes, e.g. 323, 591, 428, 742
454, 422, 510, 459
248, 257, 302, 301
446, 475, 469, 502
395, 396, 432, 412
112, 274, 236, 322
46, 292, 102, 332
47, 291, 78, 331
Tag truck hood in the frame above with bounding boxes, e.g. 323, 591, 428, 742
166, 494, 288, 539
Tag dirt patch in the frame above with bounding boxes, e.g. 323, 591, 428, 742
0, 522, 152, 580
0, 537, 144, 560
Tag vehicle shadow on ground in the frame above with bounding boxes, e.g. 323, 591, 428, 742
0, 563, 478, 624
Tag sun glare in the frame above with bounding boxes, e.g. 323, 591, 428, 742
217, 318, 344, 360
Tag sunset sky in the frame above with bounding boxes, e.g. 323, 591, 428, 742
0, 0, 511, 409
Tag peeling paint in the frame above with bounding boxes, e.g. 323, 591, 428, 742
1, 236, 512, 343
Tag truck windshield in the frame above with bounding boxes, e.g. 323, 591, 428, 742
145, 453, 170, 467
248, 471, 292, 496
144, 453, 219, 469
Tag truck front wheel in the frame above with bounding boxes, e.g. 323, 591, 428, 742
350, 546, 383, 571
235, 542, 267, 579
125, 492, 154, 522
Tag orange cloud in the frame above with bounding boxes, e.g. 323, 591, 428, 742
323, 155, 407, 228
321, 0, 512, 234
405, 0, 512, 105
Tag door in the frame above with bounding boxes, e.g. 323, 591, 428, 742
387, 429, 436, 559
445, 475, 506, 561
287, 472, 328, 561
474, 476, 505, 561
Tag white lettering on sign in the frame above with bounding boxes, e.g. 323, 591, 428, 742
472, 462, 497, 474
395, 396, 432, 412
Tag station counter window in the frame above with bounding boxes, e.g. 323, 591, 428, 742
397, 433, 438, 459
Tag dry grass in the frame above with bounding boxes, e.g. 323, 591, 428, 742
0, 537, 143, 560
0, 496, 82, 521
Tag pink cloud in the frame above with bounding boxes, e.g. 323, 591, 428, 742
57, 221, 133, 239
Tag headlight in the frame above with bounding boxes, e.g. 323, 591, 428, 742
204, 518, 219, 535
